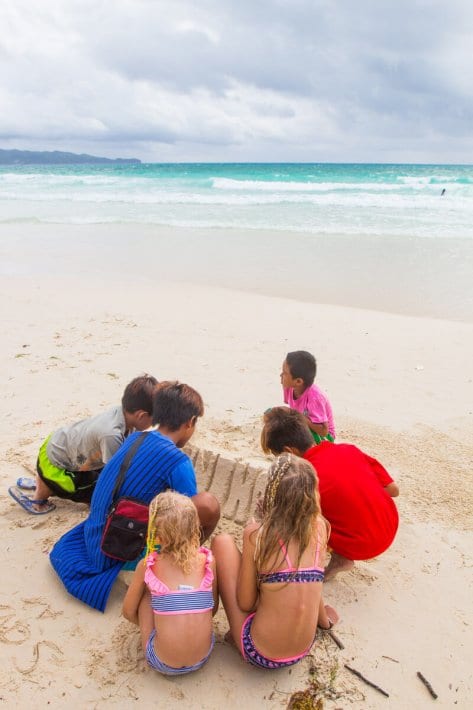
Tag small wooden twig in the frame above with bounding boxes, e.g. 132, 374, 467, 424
417, 671, 438, 700
344, 664, 389, 698
21, 463, 36, 475
327, 628, 345, 650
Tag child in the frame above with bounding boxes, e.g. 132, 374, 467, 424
9, 374, 159, 514
50, 381, 220, 613
261, 407, 399, 580
122, 491, 217, 675
212, 453, 338, 670
281, 350, 335, 444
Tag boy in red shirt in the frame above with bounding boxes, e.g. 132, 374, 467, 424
261, 407, 399, 580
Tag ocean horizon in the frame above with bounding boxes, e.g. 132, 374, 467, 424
1, 162, 472, 239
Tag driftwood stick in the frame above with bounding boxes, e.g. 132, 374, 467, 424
344, 664, 390, 698
21, 463, 36, 475
327, 628, 345, 650
417, 671, 438, 700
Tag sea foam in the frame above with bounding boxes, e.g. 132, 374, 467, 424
1, 163, 472, 238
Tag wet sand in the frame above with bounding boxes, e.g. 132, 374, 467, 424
1, 222, 473, 321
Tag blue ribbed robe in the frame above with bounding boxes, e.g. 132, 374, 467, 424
50, 430, 197, 612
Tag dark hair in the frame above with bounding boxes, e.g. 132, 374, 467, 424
122, 374, 159, 414
261, 407, 314, 455
286, 351, 316, 387
152, 381, 204, 431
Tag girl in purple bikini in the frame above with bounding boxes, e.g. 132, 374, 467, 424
212, 453, 338, 670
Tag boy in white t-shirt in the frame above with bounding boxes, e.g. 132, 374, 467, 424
9, 374, 159, 515
281, 350, 335, 444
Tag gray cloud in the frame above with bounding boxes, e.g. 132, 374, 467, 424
0, 0, 472, 161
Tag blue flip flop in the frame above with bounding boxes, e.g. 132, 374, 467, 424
8, 486, 56, 515
16, 476, 36, 491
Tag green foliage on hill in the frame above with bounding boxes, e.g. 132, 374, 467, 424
0, 149, 141, 165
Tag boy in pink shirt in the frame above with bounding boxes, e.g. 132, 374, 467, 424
281, 350, 335, 444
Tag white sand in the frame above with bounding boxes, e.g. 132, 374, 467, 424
1, 274, 472, 709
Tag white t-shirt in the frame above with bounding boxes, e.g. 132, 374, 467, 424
47, 406, 126, 471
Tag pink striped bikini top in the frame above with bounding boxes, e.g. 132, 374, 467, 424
144, 546, 214, 615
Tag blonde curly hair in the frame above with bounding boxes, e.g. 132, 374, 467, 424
146, 491, 201, 573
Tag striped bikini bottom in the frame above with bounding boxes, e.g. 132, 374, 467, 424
146, 629, 214, 675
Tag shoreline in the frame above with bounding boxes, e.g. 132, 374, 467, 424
1, 222, 473, 322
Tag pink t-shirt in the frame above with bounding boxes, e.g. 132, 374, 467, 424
283, 383, 336, 438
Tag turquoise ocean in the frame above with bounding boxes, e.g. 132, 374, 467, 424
0, 162, 472, 237
1, 163, 472, 320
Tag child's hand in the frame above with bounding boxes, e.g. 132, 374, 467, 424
385, 482, 400, 498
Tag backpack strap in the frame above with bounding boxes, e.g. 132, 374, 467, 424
110, 432, 148, 504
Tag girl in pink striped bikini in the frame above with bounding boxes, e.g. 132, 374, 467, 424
212, 453, 339, 669
122, 491, 217, 675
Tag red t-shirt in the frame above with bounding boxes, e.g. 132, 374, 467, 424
303, 442, 399, 560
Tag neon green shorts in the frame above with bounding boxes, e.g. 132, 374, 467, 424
311, 431, 335, 445
37, 435, 100, 502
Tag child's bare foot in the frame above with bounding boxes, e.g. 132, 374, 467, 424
317, 603, 340, 630
324, 604, 339, 626
324, 553, 354, 581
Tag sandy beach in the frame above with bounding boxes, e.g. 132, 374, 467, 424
1, 242, 472, 708
2, 222, 473, 322
2, 0, 473, 703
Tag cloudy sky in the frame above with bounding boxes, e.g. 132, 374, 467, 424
1, 0, 472, 162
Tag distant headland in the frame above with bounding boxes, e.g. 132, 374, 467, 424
0, 149, 141, 165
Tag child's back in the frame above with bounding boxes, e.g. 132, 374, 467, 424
249, 515, 328, 661
47, 405, 128, 472
123, 491, 217, 676
304, 442, 398, 560
145, 547, 215, 668
261, 407, 399, 581
212, 454, 338, 670
9, 374, 158, 514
